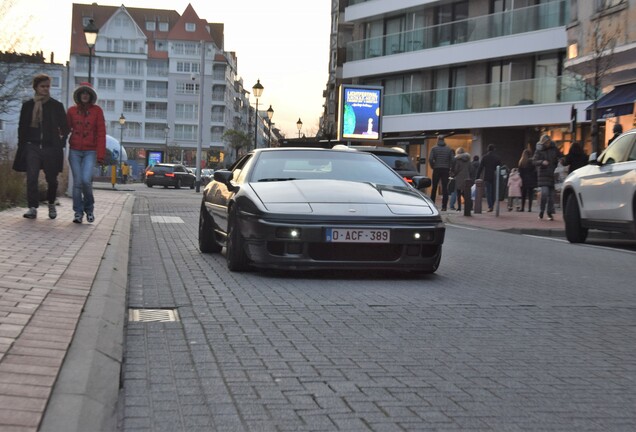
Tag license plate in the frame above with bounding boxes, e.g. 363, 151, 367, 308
326, 228, 390, 243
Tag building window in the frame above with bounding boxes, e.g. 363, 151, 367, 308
124, 79, 143, 92
185, 22, 196, 32
158, 22, 169, 32
155, 40, 167, 52
123, 101, 142, 113
567, 43, 578, 59
126, 60, 143, 75
97, 78, 116, 91
176, 62, 200, 73
145, 21, 156, 31
98, 58, 117, 74
175, 124, 198, 140
107, 38, 133, 53
176, 103, 199, 120
173, 42, 199, 55
98, 99, 115, 112
176, 82, 200, 95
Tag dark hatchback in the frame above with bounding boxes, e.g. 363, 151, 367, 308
145, 163, 196, 189
336, 145, 424, 188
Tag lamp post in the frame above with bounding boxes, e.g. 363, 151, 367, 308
83, 19, 99, 85
266, 105, 274, 148
296, 118, 303, 139
252, 79, 263, 150
119, 113, 126, 184
164, 126, 170, 163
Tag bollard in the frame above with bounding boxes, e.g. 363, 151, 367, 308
474, 179, 483, 214
464, 179, 473, 216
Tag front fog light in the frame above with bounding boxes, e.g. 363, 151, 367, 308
276, 228, 301, 239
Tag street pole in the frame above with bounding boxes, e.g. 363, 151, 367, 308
118, 113, 126, 185
195, 40, 205, 192
252, 80, 264, 151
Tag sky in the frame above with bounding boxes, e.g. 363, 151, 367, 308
0, 0, 331, 138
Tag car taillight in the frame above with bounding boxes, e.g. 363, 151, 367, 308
404, 177, 413, 183
146, 171, 155, 176
165, 173, 175, 177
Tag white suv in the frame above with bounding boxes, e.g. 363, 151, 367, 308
561, 128, 636, 243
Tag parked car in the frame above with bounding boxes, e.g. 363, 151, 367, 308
333, 145, 424, 188
199, 147, 444, 274
561, 128, 636, 243
145, 163, 196, 189
201, 168, 215, 186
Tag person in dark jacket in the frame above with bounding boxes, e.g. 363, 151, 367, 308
476, 143, 502, 212
517, 148, 537, 212
428, 137, 455, 211
67, 82, 106, 224
607, 123, 623, 147
562, 141, 587, 173
533, 134, 562, 220
452, 148, 472, 212
13, 74, 69, 219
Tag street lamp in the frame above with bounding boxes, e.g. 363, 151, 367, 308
296, 118, 303, 139
164, 126, 170, 163
119, 113, 126, 184
83, 19, 99, 85
252, 79, 263, 150
266, 105, 274, 147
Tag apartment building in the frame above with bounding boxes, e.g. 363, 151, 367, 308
68, 3, 251, 168
326, 0, 624, 171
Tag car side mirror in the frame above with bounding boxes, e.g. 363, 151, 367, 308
588, 152, 599, 165
412, 176, 431, 190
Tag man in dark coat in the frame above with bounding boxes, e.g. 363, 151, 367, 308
533, 134, 561, 220
13, 74, 69, 219
476, 143, 502, 212
428, 136, 455, 211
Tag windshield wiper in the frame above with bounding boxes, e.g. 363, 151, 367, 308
257, 178, 297, 182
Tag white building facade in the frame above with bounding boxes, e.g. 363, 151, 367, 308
332, 0, 602, 170
68, 3, 250, 168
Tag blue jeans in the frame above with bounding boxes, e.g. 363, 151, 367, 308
69, 149, 97, 215
484, 180, 494, 210
539, 185, 555, 215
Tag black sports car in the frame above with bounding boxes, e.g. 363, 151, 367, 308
198, 148, 445, 274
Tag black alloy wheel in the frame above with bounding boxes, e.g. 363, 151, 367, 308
564, 195, 588, 243
226, 207, 249, 272
199, 202, 222, 253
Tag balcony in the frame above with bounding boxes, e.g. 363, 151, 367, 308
347, 1, 567, 61
146, 88, 168, 98
383, 75, 590, 116
146, 109, 168, 119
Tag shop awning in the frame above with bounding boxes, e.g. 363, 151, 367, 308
586, 82, 636, 120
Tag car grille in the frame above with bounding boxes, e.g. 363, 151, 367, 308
267, 241, 441, 262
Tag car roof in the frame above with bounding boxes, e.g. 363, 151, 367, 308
332, 145, 408, 155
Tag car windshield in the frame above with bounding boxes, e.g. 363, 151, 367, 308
374, 154, 417, 171
250, 150, 406, 186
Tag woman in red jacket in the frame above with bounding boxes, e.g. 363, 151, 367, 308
67, 82, 106, 223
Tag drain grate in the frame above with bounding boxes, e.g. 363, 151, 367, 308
129, 308, 180, 322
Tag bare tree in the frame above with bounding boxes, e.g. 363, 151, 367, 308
565, 18, 621, 155
222, 129, 250, 163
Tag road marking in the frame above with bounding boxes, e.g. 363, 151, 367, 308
523, 234, 568, 243
445, 223, 479, 230
151, 216, 184, 224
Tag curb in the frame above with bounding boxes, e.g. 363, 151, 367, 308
39, 194, 134, 432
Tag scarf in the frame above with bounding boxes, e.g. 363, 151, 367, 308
30, 94, 50, 128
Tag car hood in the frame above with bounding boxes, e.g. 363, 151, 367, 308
250, 180, 436, 216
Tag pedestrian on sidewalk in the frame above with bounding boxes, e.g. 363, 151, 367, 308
428, 136, 455, 211
518, 148, 537, 212
506, 167, 522, 211
533, 134, 561, 221
562, 141, 588, 173
13, 74, 69, 220
67, 82, 106, 224
476, 143, 502, 212
452, 148, 472, 212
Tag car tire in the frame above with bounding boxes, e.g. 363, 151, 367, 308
564, 195, 588, 243
146, 183, 153, 188
226, 207, 249, 272
175, 178, 181, 189
190, 179, 195, 189
199, 202, 222, 253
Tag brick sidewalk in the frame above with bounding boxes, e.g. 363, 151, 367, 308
0, 190, 129, 431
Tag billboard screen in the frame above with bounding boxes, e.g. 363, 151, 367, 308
148, 151, 163, 166
337, 85, 383, 141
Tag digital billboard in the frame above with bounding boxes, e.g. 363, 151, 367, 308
148, 151, 163, 166
337, 85, 383, 141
